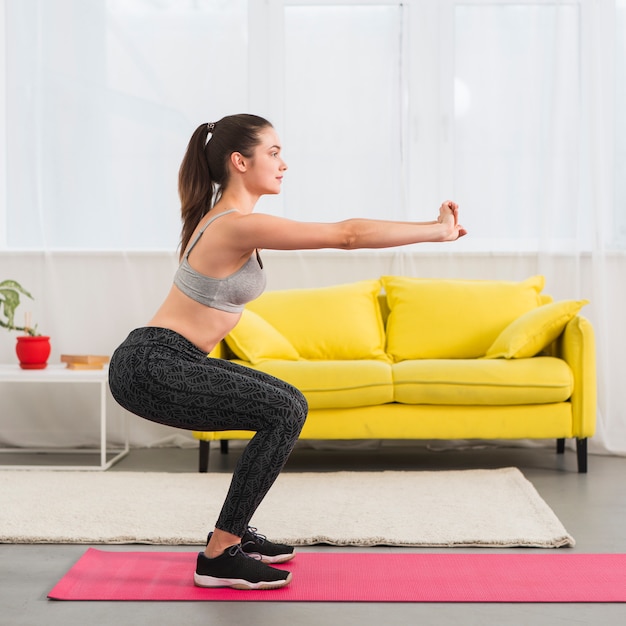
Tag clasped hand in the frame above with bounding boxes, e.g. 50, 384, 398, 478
438, 201, 467, 241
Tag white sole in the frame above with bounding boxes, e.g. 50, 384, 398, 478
248, 551, 296, 565
193, 571, 292, 590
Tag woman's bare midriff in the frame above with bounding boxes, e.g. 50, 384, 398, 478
146, 285, 241, 354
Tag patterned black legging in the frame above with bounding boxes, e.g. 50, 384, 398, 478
108, 327, 308, 537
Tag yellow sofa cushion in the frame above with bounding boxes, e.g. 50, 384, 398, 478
382, 275, 545, 360
232, 359, 393, 409
392, 357, 573, 405
246, 280, 388, 361
484, 299, 589, 359
224, 309, 300, 364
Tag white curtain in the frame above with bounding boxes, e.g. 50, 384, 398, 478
1, 0, 625, 455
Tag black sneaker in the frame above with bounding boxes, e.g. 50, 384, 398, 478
194, 545, 292, 590
207, 527, 296, 564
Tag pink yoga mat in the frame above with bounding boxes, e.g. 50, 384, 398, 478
48, 549, 626, 603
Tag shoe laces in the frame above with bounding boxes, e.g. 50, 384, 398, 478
227, 542, 262, 561
245, 526, 267, 545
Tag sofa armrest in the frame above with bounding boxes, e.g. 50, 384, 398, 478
555, 315, 596, 438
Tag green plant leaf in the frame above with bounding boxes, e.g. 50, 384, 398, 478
0, 280, 34, 299
0, 280, 36, 333
0, 289, 21, 328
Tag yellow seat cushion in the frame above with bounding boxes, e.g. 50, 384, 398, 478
382, 275, 545, 361
224, 309, 300, 364
233, 359, 393, 409
392, 357, 573, 405
246, 280, 388, 361
483, 299, 589, 359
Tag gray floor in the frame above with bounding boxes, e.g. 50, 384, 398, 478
1, 442, 626, 625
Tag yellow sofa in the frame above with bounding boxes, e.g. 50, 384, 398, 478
193, 276, 596, 473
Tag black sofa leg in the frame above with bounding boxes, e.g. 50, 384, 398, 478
556, 438, 565, 454
199, 440, 210, 473
576, 438, 588, 473
220, 440, 229, 455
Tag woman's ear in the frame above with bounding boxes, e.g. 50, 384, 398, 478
230, 151, 247, 173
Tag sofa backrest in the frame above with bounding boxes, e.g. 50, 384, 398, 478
381, 275, 546, 360
242, 279, 389, 361
219, 275, 563, 363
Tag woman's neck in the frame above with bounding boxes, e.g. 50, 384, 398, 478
216, 187, 258, 215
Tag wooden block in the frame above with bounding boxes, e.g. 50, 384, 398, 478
66, 362, 106, 370
61, 354, 110, 365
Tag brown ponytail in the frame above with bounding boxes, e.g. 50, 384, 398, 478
178, 114, 273, 258
178, 123, 212, 258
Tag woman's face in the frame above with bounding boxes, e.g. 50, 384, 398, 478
245, 127, 288, 195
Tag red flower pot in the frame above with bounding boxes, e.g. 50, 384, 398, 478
15, 335, 51, 369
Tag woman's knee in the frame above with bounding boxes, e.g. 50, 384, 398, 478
289, 387, 308, 425
273, 387, 307, 434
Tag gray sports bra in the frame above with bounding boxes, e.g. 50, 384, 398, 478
173, 209, 266, 313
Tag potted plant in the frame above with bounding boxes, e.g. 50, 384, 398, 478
0, 279, 51, 369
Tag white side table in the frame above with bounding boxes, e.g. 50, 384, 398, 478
0, 364, 129, 470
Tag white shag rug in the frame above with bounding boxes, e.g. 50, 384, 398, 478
0, 467, 574, 548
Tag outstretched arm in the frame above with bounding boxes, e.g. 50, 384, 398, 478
224, 201, 467, 252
